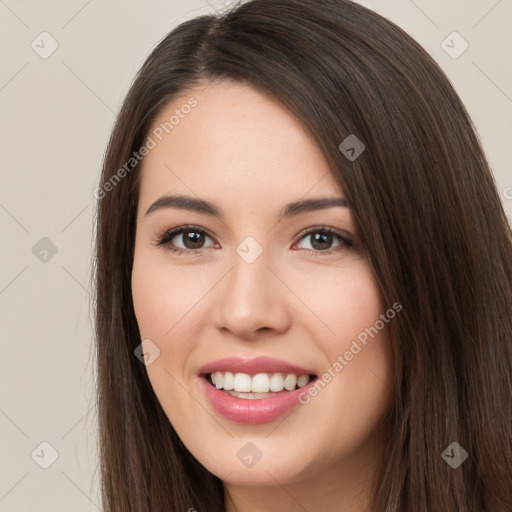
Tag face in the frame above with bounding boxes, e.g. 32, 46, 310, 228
131, 80, 395, 493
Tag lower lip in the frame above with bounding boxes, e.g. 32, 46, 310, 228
199, 376, 317, 424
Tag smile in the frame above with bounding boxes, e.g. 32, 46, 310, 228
210, 371, 313, 397
198, 357, 318, 424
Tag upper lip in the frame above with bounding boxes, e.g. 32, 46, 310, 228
198, 357, 316, 376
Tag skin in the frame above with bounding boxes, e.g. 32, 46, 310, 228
131, 79, 395, 512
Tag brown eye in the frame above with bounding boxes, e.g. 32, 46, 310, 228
295, 227, 353, 253
174, 229, 207, 249
157, 226, 216, 252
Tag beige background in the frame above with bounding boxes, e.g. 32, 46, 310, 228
1, 0, 511, 510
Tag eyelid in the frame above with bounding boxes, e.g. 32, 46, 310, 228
295, 225, 353, 242
154, 224, 216, 248
293, 226, 355, 251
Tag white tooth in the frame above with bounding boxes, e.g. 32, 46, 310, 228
269, 373, 285, 392
210, 373, 216, 385
227, 391, 279, 399
251, 373, 270, 393
214, 371, 224, 389
233, 373, 252, 392
284, 374, 297, 391
297, 374, 310, 388
223, 371, 234, 390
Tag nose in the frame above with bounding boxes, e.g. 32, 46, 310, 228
213, 249, 292, 341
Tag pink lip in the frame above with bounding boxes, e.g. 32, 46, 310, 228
197, 357, 318, 424
198, 356, 316, 376
198, 376, 317, 424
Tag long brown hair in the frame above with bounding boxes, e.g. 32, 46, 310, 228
92, 0, 512, 510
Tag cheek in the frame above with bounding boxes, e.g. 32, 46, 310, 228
291, 259, 394, 426
131, 251, 202, 425
324, 262, 393, 390
131, 249, 208, 340
288, 257, 384, 342
131, 250, 195, 384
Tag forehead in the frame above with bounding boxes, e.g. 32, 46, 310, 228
137, 80, 342, 214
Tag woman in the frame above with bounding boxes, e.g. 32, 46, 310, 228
93, 0, 512, 510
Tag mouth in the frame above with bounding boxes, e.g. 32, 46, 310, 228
197, 357, 319, 424
203, 371, 317, 399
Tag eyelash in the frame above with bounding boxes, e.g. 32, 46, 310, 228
153, 224, 355, 257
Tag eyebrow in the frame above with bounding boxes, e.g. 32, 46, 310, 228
145, 194, 349, 219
